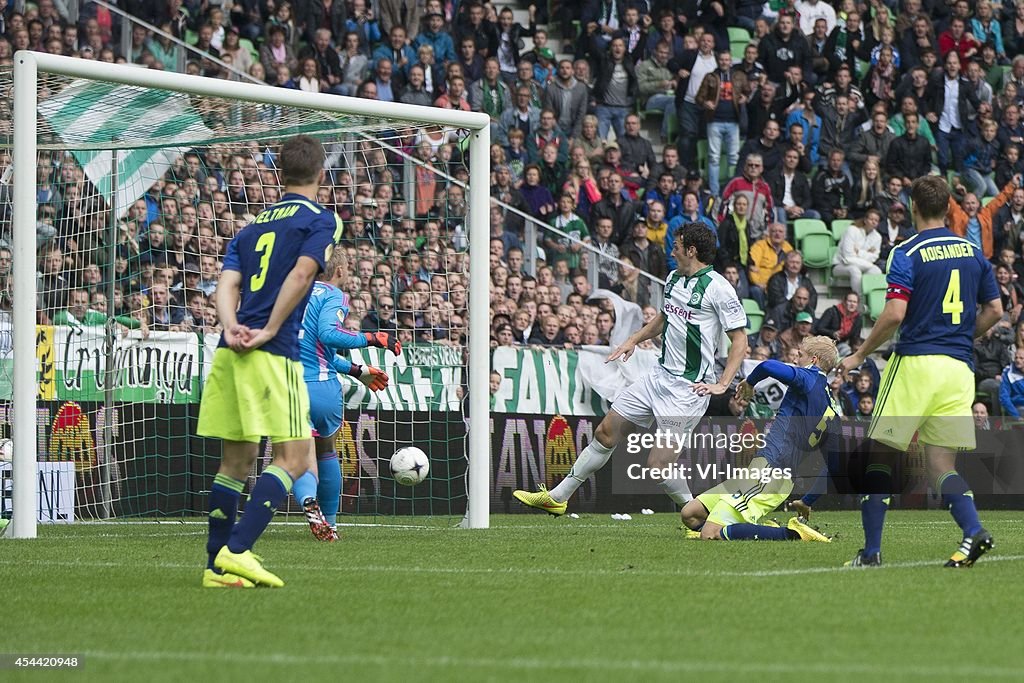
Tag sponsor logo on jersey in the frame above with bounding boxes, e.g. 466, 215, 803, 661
663, 302, 695, 320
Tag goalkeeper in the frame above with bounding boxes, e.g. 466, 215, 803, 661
296, 247, 401, 541
680, 336, 840, 542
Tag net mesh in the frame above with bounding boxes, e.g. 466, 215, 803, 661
0, 70, 474, 525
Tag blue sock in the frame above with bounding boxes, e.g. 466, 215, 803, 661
937, 470, 982, 537
293, 470, 318, 506
861, 463, 892, 556
228, 465, 292, 553
722, 523, 798, 541
316, 452, 341, 526
206, 473, 244, 570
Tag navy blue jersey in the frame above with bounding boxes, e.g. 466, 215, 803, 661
747, 360, 839, 469
886, 228, 999, 369
220, 194, 343, 360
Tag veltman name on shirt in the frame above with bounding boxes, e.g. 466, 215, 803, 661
254, 204, 301, 224
918, 242, 974, 263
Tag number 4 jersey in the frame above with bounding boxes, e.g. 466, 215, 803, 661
221, 193, 343, 360
885, 228, 998, 370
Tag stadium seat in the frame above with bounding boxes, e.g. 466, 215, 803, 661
742, 298, 762, 315
793, 218, 829, 243
861, 273, 889, 320
697, 139, 708, 172
730, 41, 747, 62
831, 219, 853, 242
801, 232, 832, 269
665, 111, 679, 143
727, 27, 751, 43
746, 309, 764, 334
982, 196, 995, 206
239, 37, 258, 61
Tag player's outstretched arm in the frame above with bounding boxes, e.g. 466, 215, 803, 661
243, 256, 320, 350
607, 311, 665, 363
838, 298, 906, 375
694, 328, 747, 396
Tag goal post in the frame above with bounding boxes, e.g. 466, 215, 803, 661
7, 50, 492, 538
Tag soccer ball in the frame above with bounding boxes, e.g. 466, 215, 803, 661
0, 439, 11, 462
390, 447, 429, 486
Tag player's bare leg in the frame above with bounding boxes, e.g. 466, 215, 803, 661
925, 445, 993, 567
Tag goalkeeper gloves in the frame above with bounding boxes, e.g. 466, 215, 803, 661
363, 331, 402, 356
348, 363, 389, 392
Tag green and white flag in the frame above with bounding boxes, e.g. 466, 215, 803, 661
37, 78, 213, 215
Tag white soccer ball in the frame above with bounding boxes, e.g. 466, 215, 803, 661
0, 439, 11, 462
390, 446, 429, 486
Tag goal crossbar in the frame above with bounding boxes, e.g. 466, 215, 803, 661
8, 50, 492, 537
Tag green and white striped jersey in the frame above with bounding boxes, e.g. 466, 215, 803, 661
660, 266, 746, 382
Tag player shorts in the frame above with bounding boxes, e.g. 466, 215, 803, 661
198, 348, 311, 443
696, 457, 794, 526
611, 364, 710, 433
307, 378, 343, 438
868, 354, 975, 451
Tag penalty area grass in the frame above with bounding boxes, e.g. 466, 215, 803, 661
1, 510, 1023, 681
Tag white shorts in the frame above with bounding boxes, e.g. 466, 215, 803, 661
611, 364, 710, 433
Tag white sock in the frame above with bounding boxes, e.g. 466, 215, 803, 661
549, 440, 615, 502
658, 476, 693, 505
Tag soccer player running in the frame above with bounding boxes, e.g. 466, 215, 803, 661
513, 223, 749, 514
837, 175, 1010, 567
198, 135, 343, 588
295, 247, 400, 541
680, 336, 839, 542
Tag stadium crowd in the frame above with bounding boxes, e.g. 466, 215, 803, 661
10, 0, 1024, 415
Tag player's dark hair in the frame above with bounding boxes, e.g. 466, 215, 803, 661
911, 175, 950, 222
279, 135, 324, 186
678, 222, 717, 265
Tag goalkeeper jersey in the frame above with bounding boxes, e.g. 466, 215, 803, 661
660, 265, 746, 382
299, 282, 367, 382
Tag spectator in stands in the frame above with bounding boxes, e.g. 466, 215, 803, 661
591, 172, 637, 245
748, 317, 781, 358
851, 158, 884, 218
521, 165, 557, 219
416, 11, 456, 65
548, 193, 589, 270
1001, 348, 1024, 418
976, 322, 1015, 411
456, 2, 499, 59
767, 250, 818, 312
529, 314, 565, 346
259, 25, 297, 85
759, 12, 811, 85
769, 285, 815, 333
619, 113, 656, 178
812, 149, 854, 223
636, 42, 676, 142
380, 0, 422, 41
300, 28, 346, 94
469, 57, 512, 121
995, 188, 1024, 253
767, 147, 817, 223
714, 193, 750, 272
621, 219, 667, 280
593, 36, 638, 140
542, 59, 587, 140
934, 50, 981, 175
885, 111, 933, 184
747, 222, 791, 308
779, 311, 815, 359
833, 208, 883, 295
399, 64, 433, 105
722, 153, 774, 242
815, 291, 863, 356
947, 175, 1020, 258
498, 85, 540, 146
701, 48, 747, 197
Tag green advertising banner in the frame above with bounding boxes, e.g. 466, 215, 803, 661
489, 346, 659, 416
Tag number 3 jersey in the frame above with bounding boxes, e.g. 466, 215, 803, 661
885, 228, 998, 370
660, 265, 747, 383
221, 193, 343, 360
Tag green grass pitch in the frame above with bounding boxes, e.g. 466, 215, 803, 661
3, 510, 1023, 681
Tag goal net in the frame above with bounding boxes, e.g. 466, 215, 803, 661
2, 52, 491, 536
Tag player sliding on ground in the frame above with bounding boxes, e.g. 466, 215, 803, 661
837, 175, 1010, 568
198, 135, 342, 588
680, 336, 839, 542
513, 223, 748, 514
295, 247, 400, 541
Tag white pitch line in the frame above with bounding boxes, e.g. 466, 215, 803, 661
2, 555, 1022, 579
74, 648, 1023, 679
